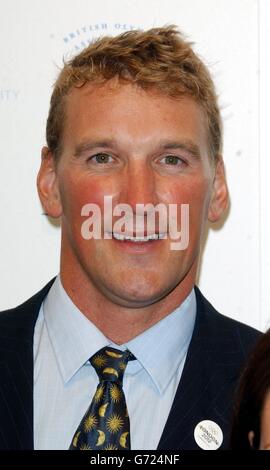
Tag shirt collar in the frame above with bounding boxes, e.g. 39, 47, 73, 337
123, 290, 196, 394
43, 275, 111, 384
43, 275, 196, 393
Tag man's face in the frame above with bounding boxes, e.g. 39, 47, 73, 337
39, 82, 227, 308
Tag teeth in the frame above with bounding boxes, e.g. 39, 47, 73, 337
113, 233, 166, 242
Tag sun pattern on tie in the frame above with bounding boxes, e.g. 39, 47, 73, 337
69, 346, 135, 451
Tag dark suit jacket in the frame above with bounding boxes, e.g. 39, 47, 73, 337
0, 279, 260, 450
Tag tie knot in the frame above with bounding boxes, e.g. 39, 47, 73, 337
90, 346, 135, 385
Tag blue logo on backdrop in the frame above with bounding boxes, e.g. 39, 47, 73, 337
0, 89, 20, 102
61, 22, 140, 56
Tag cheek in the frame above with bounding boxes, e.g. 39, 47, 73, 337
158, 177, 211, 209
60, 174, 119, 215
157, 178, 212, 244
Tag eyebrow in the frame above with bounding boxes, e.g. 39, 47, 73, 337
159, 139, 202, 159
74, 139, 116, 156
74, 138, 202, 159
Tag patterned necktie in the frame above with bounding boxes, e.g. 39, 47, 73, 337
69, 346, 135, 450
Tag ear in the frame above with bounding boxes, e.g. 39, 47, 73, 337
208, 157, 229, 223
248, 430, 255, 448
37, 146, 62, 218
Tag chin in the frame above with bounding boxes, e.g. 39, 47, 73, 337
109, 293, 162, 309
103, 278, 174, 308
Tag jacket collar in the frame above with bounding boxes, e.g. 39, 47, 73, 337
157, 286, 248, 450
0, 278, 55, 450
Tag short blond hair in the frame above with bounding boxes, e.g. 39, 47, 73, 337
46, 25, 222, 161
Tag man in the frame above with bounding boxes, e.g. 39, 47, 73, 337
0, 26, 260, 450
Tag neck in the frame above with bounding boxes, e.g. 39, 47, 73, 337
60, 249, 197, 345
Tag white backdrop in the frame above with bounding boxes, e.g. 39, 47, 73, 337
1, 0, 269, 331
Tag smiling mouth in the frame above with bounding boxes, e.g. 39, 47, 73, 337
112, 233, 167, 242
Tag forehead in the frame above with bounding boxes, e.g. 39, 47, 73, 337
62, 81, 209, 150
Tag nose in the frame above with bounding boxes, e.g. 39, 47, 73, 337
119, 159, 158, 211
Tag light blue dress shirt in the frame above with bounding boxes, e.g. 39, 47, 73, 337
34, 275, 196, 450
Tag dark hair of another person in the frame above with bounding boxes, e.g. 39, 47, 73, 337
230, 329, 270, 449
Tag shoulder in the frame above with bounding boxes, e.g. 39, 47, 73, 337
0, 278, 56, 334
194, 285, 261, 358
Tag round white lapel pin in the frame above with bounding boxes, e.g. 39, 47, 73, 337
194, 420, 223, 450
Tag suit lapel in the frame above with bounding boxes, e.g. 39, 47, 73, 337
157, 287, 245, 450
0, 279, 55, 449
